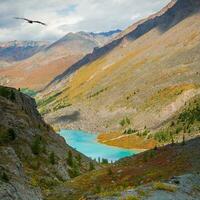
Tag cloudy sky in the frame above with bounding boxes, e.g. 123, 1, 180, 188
0, 0, 171, 42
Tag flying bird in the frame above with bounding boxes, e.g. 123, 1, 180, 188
14, 17, 47, 26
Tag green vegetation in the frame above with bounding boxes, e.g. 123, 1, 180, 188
120, 119, 126, 127
0, 87, 15, 101
89, 161, 95, 171
66, 150, 82, 178
68, 161, 80, 178
136, 129, 150, 137
192, 185, 200, 193
0, 127, 16, 144
67, 150, 73, 167
76, 154, 82, 166
102, 158, 109, 164
21, 88, 37, 97
37, 92, 60, 108
0, 172, 9, 182
96, 157, 110, 164
89, 88, 108, 98
37, 176, 60, 188
52, 101, 72, 111
7, 128, 16, 141
37, 92, 72, 114
29, 158, 41, 170
154, 95, 200, 143
179, 102, 200, 123
49, 152, 55, 165
123, 128, 136, 135
120, 117, 137, 135
31, 136, 43, 155
120, 117, 131, 127
154, 131, 171, 143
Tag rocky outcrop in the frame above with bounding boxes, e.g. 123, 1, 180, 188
0, 86, 94, 200
0, 147, 42, 200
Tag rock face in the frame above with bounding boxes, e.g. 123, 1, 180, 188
0, 147, 42, 200
0, 41, 48, 62
0, 86, 93, 200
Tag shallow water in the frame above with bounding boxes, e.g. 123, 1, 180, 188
60, 129, 139, 162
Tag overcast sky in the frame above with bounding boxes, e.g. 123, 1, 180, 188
0, 0, 171, 42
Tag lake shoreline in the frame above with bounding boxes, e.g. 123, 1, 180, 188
99, 141, 148, 152
59, 129, 140, 162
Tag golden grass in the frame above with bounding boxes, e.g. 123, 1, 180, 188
61, 42, 151, 103
153, 182, 177, 192
142, 83, 197, 110
98, 132, 156, 150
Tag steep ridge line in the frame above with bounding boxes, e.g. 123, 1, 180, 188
46, 0, 200, 89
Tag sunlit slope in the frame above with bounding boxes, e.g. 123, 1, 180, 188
0, 32, 116, 90
42, 6, 200, 133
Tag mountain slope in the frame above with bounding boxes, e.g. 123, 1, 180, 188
0, 41, 48, 62
40, 0, 200, 140
0, 86, 94, 200
46, 0, 199, 87
50, 137, 200, 199
0, 31, 119, 90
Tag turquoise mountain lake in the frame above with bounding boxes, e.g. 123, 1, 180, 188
60, 129, 139, 162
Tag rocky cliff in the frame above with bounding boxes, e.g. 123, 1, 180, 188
0, 86, 93, 200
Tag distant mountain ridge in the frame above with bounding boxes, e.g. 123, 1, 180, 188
0, 40, 48, 61
0, 30, 120, 90
90, 29, 121, 37
45, 30, 118, 52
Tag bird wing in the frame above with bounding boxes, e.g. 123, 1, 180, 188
14, 17, 30, 22
33, 20, 47, 26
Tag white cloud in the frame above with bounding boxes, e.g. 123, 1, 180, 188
0, 0, 171, 42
